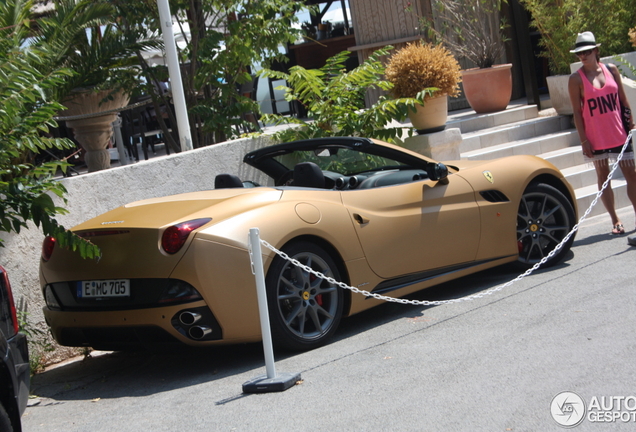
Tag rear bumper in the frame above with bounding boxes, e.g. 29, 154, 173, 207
42, 301, 232, 350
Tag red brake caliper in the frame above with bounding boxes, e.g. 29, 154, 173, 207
310, 274, 323, 306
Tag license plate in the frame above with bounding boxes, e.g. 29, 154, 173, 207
78, 280, 130, 298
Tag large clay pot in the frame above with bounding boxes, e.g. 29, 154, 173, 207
461, 64, 512, 114
407, 94, 448, 134
62, 89, 130, 172
546, 75, 573, 115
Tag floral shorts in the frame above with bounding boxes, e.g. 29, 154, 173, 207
589, 141, 635, 166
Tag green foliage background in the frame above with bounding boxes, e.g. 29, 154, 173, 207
521, 0, 636, 75
0, 0, 308, 257
0, 1, 99, 258
259, 47, 430, 143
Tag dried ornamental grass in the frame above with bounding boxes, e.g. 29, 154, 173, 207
385, 42, 462, 100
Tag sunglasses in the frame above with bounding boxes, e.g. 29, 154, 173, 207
576, 48, 595, 57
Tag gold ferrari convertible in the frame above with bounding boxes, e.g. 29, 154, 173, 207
39, 137, 577, 351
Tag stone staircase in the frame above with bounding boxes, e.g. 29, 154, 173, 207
446, 101, 630, 218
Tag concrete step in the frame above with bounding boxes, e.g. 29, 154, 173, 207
460, 115, 572, 153
538, 146, 631, 217
461, 130, 580, 160
575, 180, 631, 219
446, 104, 540, 134
560, 164, 599, 190
445, 99, 633, 218
536, 144, 585, 170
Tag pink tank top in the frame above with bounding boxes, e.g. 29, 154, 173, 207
577, 63, 626, 150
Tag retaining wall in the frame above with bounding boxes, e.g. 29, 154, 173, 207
0, 135, 275, 332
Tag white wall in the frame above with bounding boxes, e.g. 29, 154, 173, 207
0, 135, 275, 328
570, 51, 636, 79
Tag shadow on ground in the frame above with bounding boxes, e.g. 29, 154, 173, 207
30, 253, 572, 404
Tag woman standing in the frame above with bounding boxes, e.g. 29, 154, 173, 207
568, 31, 636, 236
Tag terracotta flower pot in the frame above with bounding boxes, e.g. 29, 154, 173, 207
407, 95, 448, 134
62, 89, 130, 172
461, 64, 512, 114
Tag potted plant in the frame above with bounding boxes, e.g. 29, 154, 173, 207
424, 0, 512, 113
316, 22, 331, 40
33, 0, 156, 172
385, 42, 462, 132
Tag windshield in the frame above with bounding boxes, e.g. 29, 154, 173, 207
273, 147, 409, 176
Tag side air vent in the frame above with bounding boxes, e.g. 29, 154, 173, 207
480, 190, 510, 203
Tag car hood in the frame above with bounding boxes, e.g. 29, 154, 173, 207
72, 187, 283, 231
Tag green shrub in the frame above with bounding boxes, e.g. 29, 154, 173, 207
385, 42, 461, 100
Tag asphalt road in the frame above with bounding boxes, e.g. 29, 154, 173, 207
22, 208, 636, 432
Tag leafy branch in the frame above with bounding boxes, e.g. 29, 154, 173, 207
1, 13, 100, 258
259, 47, 430, 143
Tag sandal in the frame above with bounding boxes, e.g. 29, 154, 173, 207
611, 223, 625, 235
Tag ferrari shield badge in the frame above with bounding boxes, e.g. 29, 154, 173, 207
482, 171, 494, 183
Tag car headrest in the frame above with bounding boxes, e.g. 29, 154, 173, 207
215, 173, 244, 189
293, 162, 325, 188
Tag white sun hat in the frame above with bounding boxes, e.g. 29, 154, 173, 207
570, 31, 601, 53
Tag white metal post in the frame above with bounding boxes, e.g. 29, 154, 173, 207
243, 228, 300, 393
156, 0, 193, 151
249, 228, 277, 379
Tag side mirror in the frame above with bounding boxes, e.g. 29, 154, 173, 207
426, 163, 449, 184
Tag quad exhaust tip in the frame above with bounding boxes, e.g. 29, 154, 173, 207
179, 311, 202, 326
189, 326, 212, 340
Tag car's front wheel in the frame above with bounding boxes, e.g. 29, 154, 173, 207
516, 182, 576, 268
266, 241, 344, 351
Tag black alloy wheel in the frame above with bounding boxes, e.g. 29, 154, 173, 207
516, 183, 576, 268
266, 241, 344, 351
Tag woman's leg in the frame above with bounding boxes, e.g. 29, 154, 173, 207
594, 159, 621, 227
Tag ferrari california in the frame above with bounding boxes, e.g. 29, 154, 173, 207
39, 137, 577, 351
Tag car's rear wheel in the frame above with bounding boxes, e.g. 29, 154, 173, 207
266, 241, 344, 351
516, 183, 576, 268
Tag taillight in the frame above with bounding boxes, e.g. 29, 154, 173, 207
42, 236, 56, 262
0, 266, 19, 336
161, 218, 211, 254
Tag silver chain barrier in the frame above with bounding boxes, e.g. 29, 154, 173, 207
260, 130, 633, 306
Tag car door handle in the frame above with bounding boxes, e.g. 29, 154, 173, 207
353, 213, 369, 225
